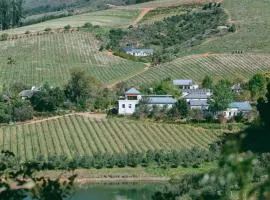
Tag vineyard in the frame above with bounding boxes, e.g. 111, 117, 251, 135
0, 115, 223, 161
0, 32, 145, 86
126, 53, 270, 86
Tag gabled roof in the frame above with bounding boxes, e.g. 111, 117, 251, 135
145, 96, 177, 105
182, 89, 211, 95
19, 90, 35, 98
173, 80, 193, 86
189, 100, 209, 107
229, 102, 252, 111
183, 93, 209, 99
125, 88, 141, 95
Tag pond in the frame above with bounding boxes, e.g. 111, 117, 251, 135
70, 182, 169, 200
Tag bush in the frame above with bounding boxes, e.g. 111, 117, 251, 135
14, 105, 34, 122
0, 33, 9, 41
44, 27, 52, 32
64, 25, 71, 30
82, 22, 93, 28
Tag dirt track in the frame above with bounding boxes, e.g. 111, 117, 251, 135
131, 8, 153, 26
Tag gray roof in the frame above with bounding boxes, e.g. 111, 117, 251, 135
125, 88, 141, 95
190, 100, 209, 107
183, 93, 209, 99
229, 102, 252, 111
19, 90, 35, 98
182, 89, 211, 95
173, 80, 193, 86
123, 48, 153, 54
142, 96, 177, 105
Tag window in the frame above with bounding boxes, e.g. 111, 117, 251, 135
129, 104, 132, 109
127, 96, 137, 100
122, 104, 125, 108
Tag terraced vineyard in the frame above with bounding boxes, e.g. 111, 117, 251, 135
126, 53, 270, 86
0, 115, 223, 161
0, 32, 145, 86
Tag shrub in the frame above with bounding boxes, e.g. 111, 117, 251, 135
64, 25, 71, 30
44, 27, 52, 32
0, 33, 9, 41
82, 22, 93, 28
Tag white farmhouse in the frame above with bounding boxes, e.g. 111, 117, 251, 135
123, 48, 153, 57
118, 88, 177, 115
118, 88, 142, 115
173, 80, 199, 90
224, 102, 252, 119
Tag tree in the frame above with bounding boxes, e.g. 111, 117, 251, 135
167, 99, 190, 119
31, 84, 65, 112
0, 151, 76, 200
202, 75, 213, 89
65, 68, 101, 104
12, 99, 33, 122
152, 79, 181, 98
0, 0, 23, 30
209, 79, 233, 112
257, 83, 270, 127
248, 73, 267, 100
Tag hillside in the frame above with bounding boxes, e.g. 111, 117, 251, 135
126, 53, 270, 86
0, 115, 223, 161
179, 0, 270, 56
2, 9, 140, 35
0, 32, 145, 86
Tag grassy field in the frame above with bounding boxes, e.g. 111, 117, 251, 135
0, 115, 223, 161
126, 53, 270, 86
0, 31, 145, 86
2, 9, 139, 35
179, 0, 270, 55
124, 0, 213, 9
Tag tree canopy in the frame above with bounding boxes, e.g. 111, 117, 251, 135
248, 73, 267, 100
209, 79, 233, 112
0, 0, 23, 30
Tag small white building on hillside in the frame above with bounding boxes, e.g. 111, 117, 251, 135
118, 88, 177, 115
224, 102, 252, 119
123, 48, 154, 57
173, 80, 198, 90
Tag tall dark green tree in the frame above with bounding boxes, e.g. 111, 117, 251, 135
202, 75, 213, 89
257, 83, 270, 128
209, 79, 233, 112
0, 0, 23, 30
248, 73, 267, 100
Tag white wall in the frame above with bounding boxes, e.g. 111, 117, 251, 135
118, 100, 139, 115
224, 108, 239, 119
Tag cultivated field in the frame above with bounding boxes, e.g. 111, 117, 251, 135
123, 0, 214, 9
0, 32, 145, 86
1, 9, 139, 35
182, 0, 270, 55
0, 115, 223, 161
126, 53, 270, 86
